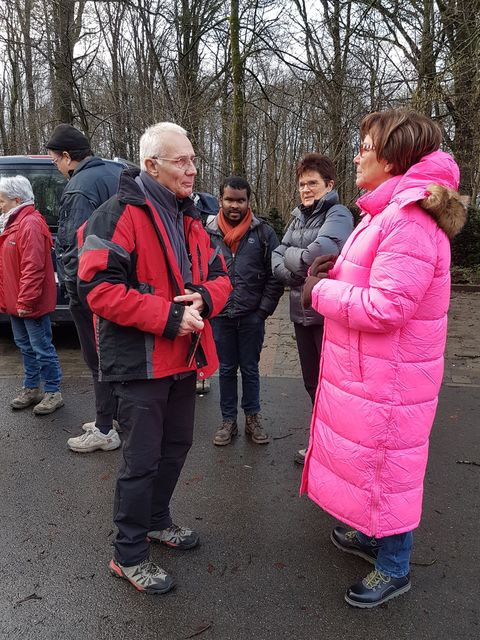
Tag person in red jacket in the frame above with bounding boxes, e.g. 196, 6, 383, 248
0, 175, 63, 414
77, 122, 232, 594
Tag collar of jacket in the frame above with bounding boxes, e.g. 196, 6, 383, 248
2, 203, 36, 230
116, 168, 198, 219
294, 189, 340, 219
67, 155, 102, 178
206, 213, 262, 236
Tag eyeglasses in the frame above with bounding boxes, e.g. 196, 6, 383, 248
51, 153, 65, 166
152, 155, 197, 169
359, 143, 376, 157
298, 180, 323, 191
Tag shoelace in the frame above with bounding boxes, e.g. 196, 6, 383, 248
363, 569, 390, 588
138, 560, 165, 577
345, 530, 378, 547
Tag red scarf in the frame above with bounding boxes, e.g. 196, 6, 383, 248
217, 207, 253, 253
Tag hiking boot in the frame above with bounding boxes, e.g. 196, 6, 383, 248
196, 378, 211, 395
330, 526, 378, 564
148, 524, 199, 550
109, 558, 174, 594
82, 419, 121, 432
10, 387, 44, 410
32, 391, 64, 415
245, 414, 270, 444
67, 425, 121, 453
213, 419, 238, 446
345, 569, 411, 608
294, 448, 306, 465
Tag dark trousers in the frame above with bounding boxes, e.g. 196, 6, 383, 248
211, 313, 265, 421
69, 298, 116, 427
294, 322, 324, 405
112, 374, 196, 566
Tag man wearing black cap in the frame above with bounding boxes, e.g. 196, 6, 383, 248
46, 124, 123, 453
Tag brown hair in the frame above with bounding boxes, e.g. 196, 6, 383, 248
360, 109, 442, 175
296, 153, 336, 183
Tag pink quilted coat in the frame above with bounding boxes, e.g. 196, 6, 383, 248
300, 150, 464, 537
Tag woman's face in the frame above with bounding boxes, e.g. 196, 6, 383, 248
0, 192, 19, 214
354, 133, 393, 192
298, 170, 333, 207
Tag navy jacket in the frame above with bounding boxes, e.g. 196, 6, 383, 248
55, 156, 123, 289
206, 215, 284, 319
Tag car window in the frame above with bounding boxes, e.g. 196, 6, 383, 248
0, 166, 66, 232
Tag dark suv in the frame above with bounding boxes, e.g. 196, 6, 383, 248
0, 155, 132, 323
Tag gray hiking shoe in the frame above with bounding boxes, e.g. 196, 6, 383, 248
32, 391, 64, 415
213, 419, 238, 446
245, 414, 270, 444
109, 558, 174, 594
148, 524, 200, 550
11, 387, 44, 410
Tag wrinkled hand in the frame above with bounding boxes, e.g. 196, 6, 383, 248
309, 254, 336, 277
302, 275, 327, 308
174, 289, 205, 314
17, 308, 32, 317
177, 305, 204, 336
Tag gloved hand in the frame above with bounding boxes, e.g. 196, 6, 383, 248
302, 273, 328, 308
309, 254, 336, 277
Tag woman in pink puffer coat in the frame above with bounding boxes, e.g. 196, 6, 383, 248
300, 109, 467, 609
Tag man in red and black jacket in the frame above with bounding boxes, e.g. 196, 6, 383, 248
77, 122, 231, 595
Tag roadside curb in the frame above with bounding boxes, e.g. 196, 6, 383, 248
451, 284, 480, 292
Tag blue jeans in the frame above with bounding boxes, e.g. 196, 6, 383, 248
356, 531, 413, 578
10, 314, 62, 392
211, 313, 265, 421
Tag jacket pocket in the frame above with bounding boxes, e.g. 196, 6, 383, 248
349, 329, 363, 381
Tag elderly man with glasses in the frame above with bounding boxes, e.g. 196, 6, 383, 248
77, 122, 231, 594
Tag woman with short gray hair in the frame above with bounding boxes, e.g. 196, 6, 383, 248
0, 175, 64, 415
0, 175, 34, 233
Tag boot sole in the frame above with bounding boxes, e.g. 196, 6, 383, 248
344, 581, 411, 608
68, 442, 121, 453
330, 531, 376, 565
249, 436, 270, 444
109, 560, 175, 594
148, 537, 200, 550
33, 401, 65, 415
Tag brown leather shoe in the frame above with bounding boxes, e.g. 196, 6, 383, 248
245, 414, 270, 444
213, 420, 238, 446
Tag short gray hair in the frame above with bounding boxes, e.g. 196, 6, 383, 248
139, 122, 188, 170
0, 175, 34, 203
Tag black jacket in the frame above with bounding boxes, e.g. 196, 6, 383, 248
55, 156, 123, 289
206, 215, 284, 319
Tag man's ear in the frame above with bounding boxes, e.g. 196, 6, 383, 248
144, 158, 158, 176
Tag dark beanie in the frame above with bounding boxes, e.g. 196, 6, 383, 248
46, 124, 91, 152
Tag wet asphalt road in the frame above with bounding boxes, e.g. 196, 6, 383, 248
0, 359, 479, 639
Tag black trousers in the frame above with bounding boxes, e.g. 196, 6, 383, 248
112, 374, 196, 566
69, 298, 116, 427
293, 322, 324, 405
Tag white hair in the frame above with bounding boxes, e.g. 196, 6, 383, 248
139, 122, 188, 170
0, 175, 34, 203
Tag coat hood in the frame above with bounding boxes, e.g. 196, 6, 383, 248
357, 150, 466, 238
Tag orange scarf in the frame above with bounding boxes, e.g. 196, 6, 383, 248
217, 207, 253, 253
